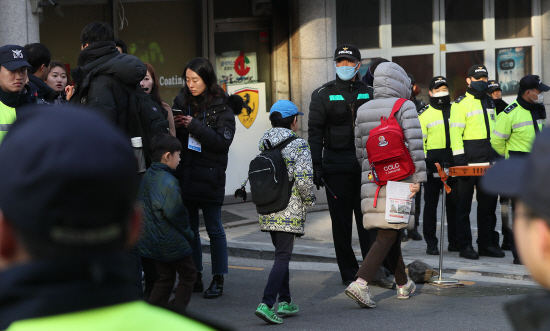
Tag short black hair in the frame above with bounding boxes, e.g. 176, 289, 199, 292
115, 38, 127, 53
23, 43, 51, 74
519, 86, 529, 98
270, 112, 297, 130
150, 134, 182, 163
80, 22, 115, 47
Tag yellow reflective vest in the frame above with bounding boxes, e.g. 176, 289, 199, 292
6, 301, 214, 331
0, 100, 16, 144
449, 92, 496, 165
491, 99, 545, 158
419, 104, 454, 171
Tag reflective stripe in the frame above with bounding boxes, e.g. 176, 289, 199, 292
357, 93, 370, 100
450, 123, 465, 128
512, 121, 532, 129
426, 119, 444, 129
487, 108, 495, 115
0, 124, 11, 131
466, 109, 483, 117
452, 149, 464, 155
422, 134, 428, 139
537, 119, 545, 125
492, 129, 510, 139
329, 95, 345, 101
469, 162, 490, 166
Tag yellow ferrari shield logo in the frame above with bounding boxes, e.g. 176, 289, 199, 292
234, 87, 259, 129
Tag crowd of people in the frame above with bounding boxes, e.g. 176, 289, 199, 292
0, 19, 548, 330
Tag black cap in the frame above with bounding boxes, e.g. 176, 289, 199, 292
487, 80, 502, 94
407, 73, 416, 85
0, 45, 32, 71
334, 44, 361, 62
481, 128, 550, 219
0, 107, 138, 251
467, 64, 488, 79
519, 75, 550, 92
429, 76, 448, 90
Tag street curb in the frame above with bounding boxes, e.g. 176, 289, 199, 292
202, 242, 533, 282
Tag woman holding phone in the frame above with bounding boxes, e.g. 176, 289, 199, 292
172, 57, 236, 299
140, 63, 176, 136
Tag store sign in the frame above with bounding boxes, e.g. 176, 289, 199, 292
231, 87, 259, 129
159, 75, 183, 87
216, 51, 258, 86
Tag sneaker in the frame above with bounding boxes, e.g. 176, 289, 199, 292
255, 303, 283, 324
397, 279, 416, 299
344, 281, 376, 308
278, 301, 299, 314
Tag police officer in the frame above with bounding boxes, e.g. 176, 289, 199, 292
0, 45, 32, 143
487, 80, 508, 115
308, 44, 373, 285
450, 64, 505, 260
418, 76, 460, 255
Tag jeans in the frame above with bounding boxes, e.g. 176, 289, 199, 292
184, 200, 228, 275
262, 232, 295, 307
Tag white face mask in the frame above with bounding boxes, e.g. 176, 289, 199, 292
530, 90, 544, 104
432, 91, 449, 97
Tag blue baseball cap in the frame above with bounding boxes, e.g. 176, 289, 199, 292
269, 100, 303, 118
0, 45, 32, 71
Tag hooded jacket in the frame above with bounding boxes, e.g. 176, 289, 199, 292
137, 162, 194, 262
173, 93, 236, 205
257, 128, 316, 236
70, 41, 147, 129
354, 62, 427, 230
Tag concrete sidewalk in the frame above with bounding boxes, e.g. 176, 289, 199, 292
200, 199, 529, 281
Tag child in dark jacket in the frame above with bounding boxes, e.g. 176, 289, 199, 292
137, 134, 196, 311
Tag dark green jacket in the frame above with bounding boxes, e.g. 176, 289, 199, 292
137, 162, 193, 262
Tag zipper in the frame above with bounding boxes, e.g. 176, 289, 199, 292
250, 156, 278, 183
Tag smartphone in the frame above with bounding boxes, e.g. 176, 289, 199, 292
172, 109, 183, 116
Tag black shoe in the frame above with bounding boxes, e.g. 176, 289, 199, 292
342, 279, 354, 286
459, 245, 479, 260
204, 275, 224, 299
408, 228, 423, 241
513, 258, 521, 265
193, 272, 204, 293
370, 276, 396, 289
448, 244, 461, 252
501, 242, 512, 251
400, 229, 408, 242
426, 245, 440, 255
479, 246, 505, 258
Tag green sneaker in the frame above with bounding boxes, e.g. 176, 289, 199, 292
277, 301, 299, 314
255, 303, 283, 324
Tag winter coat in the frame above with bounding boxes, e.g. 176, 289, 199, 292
137, 162, 194, 262
70, 41, 147, 130
173, 94, 236, 205
308, 74, 373, 175
257, 128, 315, 236
354, 62, 427, 230
505, 292, 550, 331
27, 74, 59, 105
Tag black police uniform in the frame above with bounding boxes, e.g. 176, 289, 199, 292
308, 72, 373, 282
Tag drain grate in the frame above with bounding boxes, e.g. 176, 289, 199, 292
198, 210, 246, 226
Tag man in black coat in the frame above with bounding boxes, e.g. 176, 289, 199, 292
70, 22, 146, 129
23, 43, 58, 105
308, 45, 379, 286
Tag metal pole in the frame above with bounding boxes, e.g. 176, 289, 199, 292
429, 164, 457, 284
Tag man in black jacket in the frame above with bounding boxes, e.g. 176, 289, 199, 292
23, 43, 57, 105
308, 45, 374, 285
70, 22, 146, 129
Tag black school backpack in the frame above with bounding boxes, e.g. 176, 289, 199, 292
249, 136, 298, 214
123, 85, 170, 167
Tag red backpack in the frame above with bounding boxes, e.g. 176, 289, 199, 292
366, 98, 415, 207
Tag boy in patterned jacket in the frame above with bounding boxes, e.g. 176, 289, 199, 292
254, 100, 316, 324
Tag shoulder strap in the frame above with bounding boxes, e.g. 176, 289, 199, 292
389, 98, 408, 118
276, 136, 298, 151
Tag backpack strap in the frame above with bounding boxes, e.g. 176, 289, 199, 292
276, 136, 298, 151
389, 98, 408, 118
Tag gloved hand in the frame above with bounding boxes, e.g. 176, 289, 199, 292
313, 167, 324, 190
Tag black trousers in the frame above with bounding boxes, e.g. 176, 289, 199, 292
141, 256, 159, 301
149, 255, 197, 311
414, 185, 422, 228
423, 176, 459, 247
456, 176, 498, 249
262, 232, 295, 307
324, 172, 371, 282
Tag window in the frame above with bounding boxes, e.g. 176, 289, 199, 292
393, 54, 434, 103
391, 0, 433, 47
445, 50, 484, 100
496, 46, 532, 96
336, 0, 380, 49
445, 0, 484, 43
495, 0, 532, 39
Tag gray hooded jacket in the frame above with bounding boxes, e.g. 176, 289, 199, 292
354, 62, 426, 230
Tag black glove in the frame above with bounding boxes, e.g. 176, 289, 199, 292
313, 167, 324, 190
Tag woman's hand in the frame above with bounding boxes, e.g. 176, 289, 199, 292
65, 85, 74, 100
409, 183, 420, 198
175, 115, 191, 128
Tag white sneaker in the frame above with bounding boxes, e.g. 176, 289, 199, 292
396, 279, 416, 299
345, 281, 376, 308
